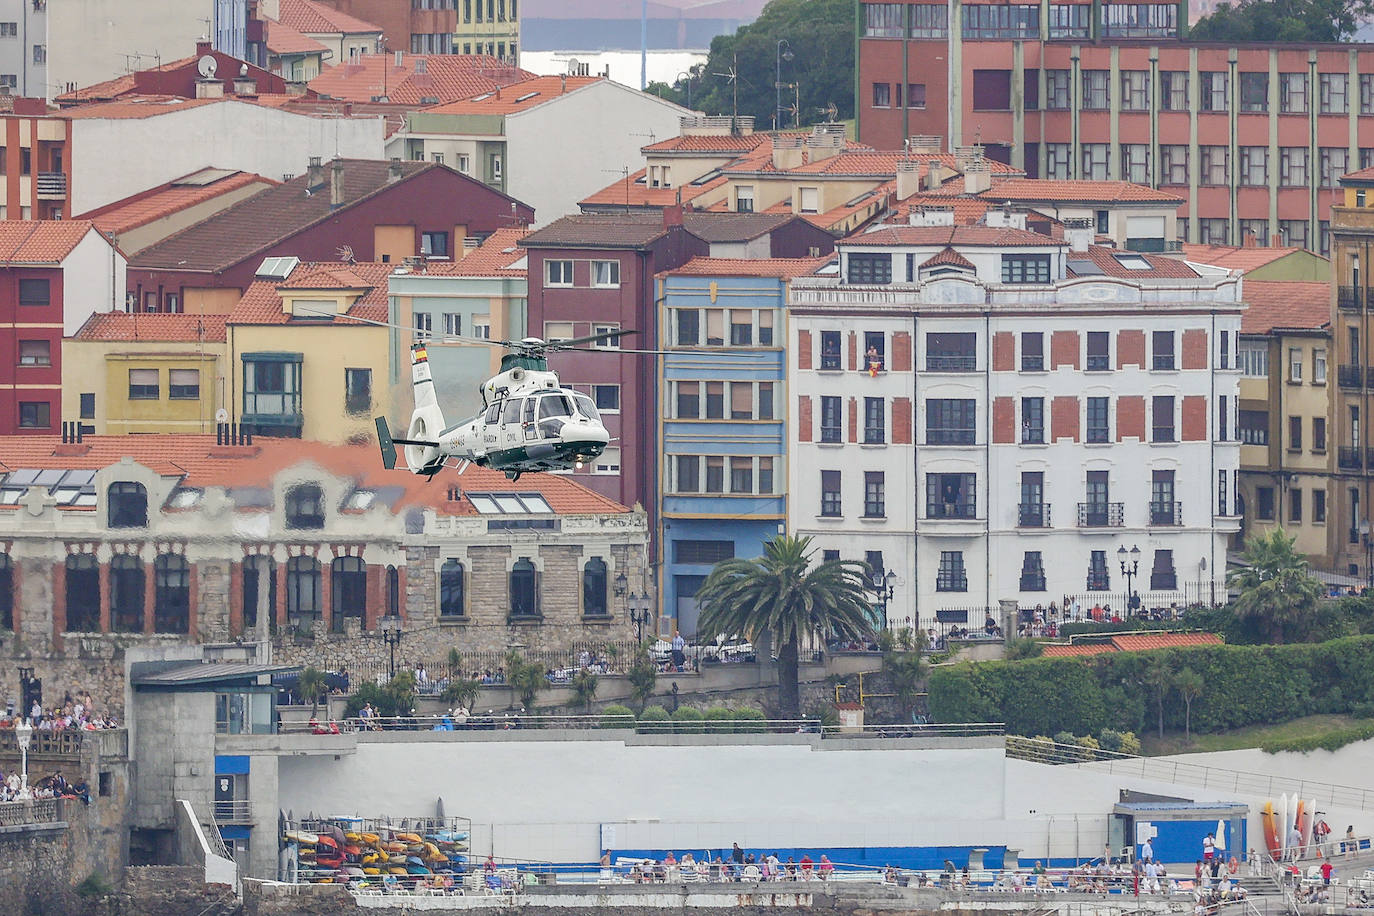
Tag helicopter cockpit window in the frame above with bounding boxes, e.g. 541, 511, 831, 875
485, 400, 504, 424
522, 399, 536, 423
572, 394, 601, 424
538, 394, 572, 419
503, 398, 523, 424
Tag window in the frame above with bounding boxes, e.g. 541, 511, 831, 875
864, 3, 904, 37
1087, 396, 1110, 443
847, 253, 891, 284
63, 554, 98, 633
863, 397, 885, 443
1019, 472, 1045, 527
1152, 395, 1175, 442
962, 4, 1038, 37
166, 368, 199, 400
1046, 143, 1071, 179
1020, 552, 1046, 591
243, 356, 302, 427
1081, 70, 1109, 110
545, 259, 573, 286
799, 186, 819, 213
972, 69, 1011, 110
17, 339, 49, 366
730, 310, 753, 346
1279, 147, 1309, 188
439, 559, 465, 617
1100, 2, 1176, 35
1086, 331, 1110, 371
285, 484, 325, 529
420, 231, 449, 258
1087, 550, 1110, 590
1281, 72, 1309, 112
729, 456, 753, 493
1021, 397, 1044, 444
413, 312, 433, 339
1287, 346, 1305, 383
927, 399, 976, 444
1314, 348, 1327, 384
1285, 487, 1304, 524
907, 83, 927, 109
582, 557, 608, 616
1114, 69, 1148, 111
283, 555, 321, 624
675, 382, 699, 418
864, 471, 885, 518
1314, 488, 1327, 523
592, 260, 619, 287
1149, 549, 1177, 590
124, 367, 159, 400
872, 82, 892, 108
18, 401, 49, 428
705, 381, 723, 418
926, 331, 974, 371
936, 551, 968, 592
14, 277, 46, 308
1021, 332, 1043, 371
927, 473, 976, 519
329, 556, 365, 632
1256, 486, 1275, 521
1280, 219, 1308, 250
675, 309, 699, 346
735, 185, 754, 212
820, 395, 842, 443
1314, 417, 1327, 452
910, 3, 948, 36
1150, 469, 1177, 525
1218, 394, 1230, 441
1152, 331, 1175, 370
1288, 415, 1303, 451
592, 384, 619, 413
759, 312, 774, 346
1200, 71, 1228, 111
0, 22, 14, 36
1320, 147, 1348, 188
510, 558, 539, 617
1121, 144, 1149, 184
1001, 254, 1050, 284
1240, 146, 1268, 186
820, 470, 842, 517
1080, 143, 1109, 180
594, 447, 621, 475
674, 455, 700, 492
111, 555, 144, 633
79, 393, 94, 419
1157, 71, 1187, 110
675, 540, 734, 564
1239, 409, 1269, 445
1046, 70, 1070, 109
107, 481, 148, 528
1200, 146, 1228, 185
1321, 72, 1349, 113
1149, 144, 1186, 185
820, 330, 842, 370
1239, 72, 1268, 112
593, 324, 619, 349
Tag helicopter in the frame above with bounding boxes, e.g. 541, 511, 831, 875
377, 328, 648, 481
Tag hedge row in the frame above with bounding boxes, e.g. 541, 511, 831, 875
1059, 600, 1374, 645
928, 635, 1374, 737
1261, 721, 1374, 755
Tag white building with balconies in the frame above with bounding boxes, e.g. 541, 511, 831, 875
787, 210, 1243, 635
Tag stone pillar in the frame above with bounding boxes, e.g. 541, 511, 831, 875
397, 565, 408, 623
364, 564, 382, 630
319, 555, 333, 634
187, 561, 199, 640
98, 560, 110, 633
51, 559, 66, 651
275, 559, 288, 630
228, 561, 244, 637
1000, 598, 1018, 646
143, 559, 156, 634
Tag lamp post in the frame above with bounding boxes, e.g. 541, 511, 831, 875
379, 614, 403, 680
14, 717, 32, 800
872, 569, 896, 631
674, 70, 694, 109
1118, 544, 1142, 613
628, 592, 652, 643
774, 39, 794, 131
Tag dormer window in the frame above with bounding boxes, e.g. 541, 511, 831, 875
108, 481, 148, 528
285, 484, 325, 529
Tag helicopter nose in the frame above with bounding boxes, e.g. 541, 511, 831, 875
562, 420, 609, 445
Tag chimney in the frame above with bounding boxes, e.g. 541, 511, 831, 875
195, 79, 225, 99
195, 40, 212, 56
560, 74, 567, 93
663, 203, 684, 228
306, 156, 324, 189
926, 161, 946, 191
1063, 217, 1094, 252
387, 157, 403, 183
330, 159, 345, 209
908, 206, 954, 227
233, 77, 257, 96
963, 162, 991, 195
895, 160, 921, 201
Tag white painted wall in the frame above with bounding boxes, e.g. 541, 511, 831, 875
46, 0, 216, 100
62, 226, 127, 336
69, 100, 384, 212
0, 0, 46, 98
505, 80, 692, 226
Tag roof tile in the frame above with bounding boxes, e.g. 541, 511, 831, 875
77, 170, 274, 236
309, 53, 532, 106
1110, 633, 1224, 652
1067, 246, 1201, 279
75, 312, 228, 343
423, 75, 602, 115
1181, 243, 1314, 272
665, 255, 833, 278
522, 211, 694, 249
842, 225, 1062, 248
921, 246, 976, 270
578, 167, 727, 209
984, 178, 1183, 205
229, 261, 398, 325
276, 0, 382, 35
1240, 281, 1332, 335
0, 221, 96, 263
450, 227, 530, 276
264, 17, 331, 55
1041, 644, 1117, 657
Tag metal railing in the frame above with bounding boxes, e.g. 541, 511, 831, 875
213, 799, 254, 824
1148, 500, 1182, 526
927, 502, 977, 520
333, 642, 648, 688
926, 355, 977, 372
35, 171, 66, 199
287, 713, 827, 735
1339, 364, 1364, 389
1338, 286, 1362, 311
1018, 502, 1051, 527
1339, 445, 1364, 470
1077, 502, 1124, 527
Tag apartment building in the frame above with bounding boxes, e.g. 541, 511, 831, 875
857, 0, 1374, 252
454, 0, 520, 59
787, 212, 1242, 628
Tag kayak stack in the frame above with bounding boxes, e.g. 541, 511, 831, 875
284, 822, 469, 886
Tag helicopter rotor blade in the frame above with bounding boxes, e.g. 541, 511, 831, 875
545, 329, 638, 349
293, 305, 509, 348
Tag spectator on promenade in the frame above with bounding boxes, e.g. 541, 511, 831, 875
818, 855, 833, 881
731, 843, 744, 864
799, 854, 813, 879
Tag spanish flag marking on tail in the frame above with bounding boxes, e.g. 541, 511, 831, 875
413, 345, 428, 363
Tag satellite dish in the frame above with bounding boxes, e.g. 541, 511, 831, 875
215, 408, 229, 423
197, 55, 217, 79
239, 62, 248, 77
567, 58, 581, 76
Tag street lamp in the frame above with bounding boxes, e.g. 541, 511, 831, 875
14, 717, 32, 800
872, 570, 896, 630
674, 70, 695, 109
628, 592, 652, 643
1118, 544, 1142, 613
774, 39, 794, 131
379, 614, 403, 680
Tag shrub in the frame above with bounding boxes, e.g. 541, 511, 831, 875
731, 706, 767, 733
671, 706, 705, 733
638, 705, 671, 732
1262, 722, 1374, 754
702, 706, 735, 733
600, 704, 635, 729
75, 873, 114, 898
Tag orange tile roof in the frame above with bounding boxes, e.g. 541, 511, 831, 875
277, 0, 381, 35
733, 150, 1021, 178
424, 75, 602, 115
921, 246, 976, 270
1240, 281, 1331, 335
1181, 243, 1316, 272
0, 221, 97, 263
983, 178, 1183, 205
451, 227, 530, 276
1067, 246, 1201, 279
901, 195, 995, 226
1042, 643, 1117, 657
1110, 633, 1224, 652
229, 261, 398, 325
642, 132, 778, 154
61, 96, 224, 119
843, 225, 1062, 248
578, 167, 727, 209
1341, 165, 1374, 183
74, 312, 228, 343
0, 435, 630, 517
664, 255, 833, 278
77, 170, 274, 236
309, 54, 533, 106
264, 17, 330, 55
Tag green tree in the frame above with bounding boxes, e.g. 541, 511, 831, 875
695, 534, 875, 719
1228, 528, 1324, 644
882, 651, 927, 722
1141, 655, 1174, 739
626, 646, 658, 713
1191, 0, 1374, 42
440, 677, 481, 711
1174, 667, 1204, 738
570, 669, 599, 713
682, 0, 855, 127
504, 651, 545, 710
298, 666, 328, 719
384, 671, 417, 716
1004, 637, 1044, 660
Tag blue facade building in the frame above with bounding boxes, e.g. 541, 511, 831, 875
657, 261, 824, 637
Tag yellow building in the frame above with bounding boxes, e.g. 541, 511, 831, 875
64, 313, 228, 434
456, 0, 519, 58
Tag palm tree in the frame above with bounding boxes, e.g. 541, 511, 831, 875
1174, 667, 1204, 738
1141, 655, 1173, 739
626, 645, 657, 712
882, 651, 927, 723
696, 535, 875, 719
570, 669, 599, 713
299, 666, 328, 719
441, 677, 481, 711
504, 651, 546, 711
1228, 528, 1324, 644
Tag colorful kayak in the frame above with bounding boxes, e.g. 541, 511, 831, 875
1263, 800, 1281, 860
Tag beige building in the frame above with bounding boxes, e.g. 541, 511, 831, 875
456, 0, 519, 59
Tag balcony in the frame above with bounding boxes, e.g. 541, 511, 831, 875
1150, 573, 1178, 590
1018, 502, 1051, 527
1339, 365, 1365, 389
35, 171, 66, 200
819, 354, 842, 370
935, 572, 969, 592
1339, 446, 1364, 470
1019, 573, 1047, 591
1077, 502, 1124, 527
213, 799, 254, 824
1149, 500, 1182, 526
927, 502, 977, 520
1086, 573, 1111, 591
1086, 355, 1111, 372
1338, 286, 1363, 312
925, 355, 977, 372
1021, 355, 1044, 371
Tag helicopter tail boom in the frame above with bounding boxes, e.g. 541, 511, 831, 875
404, 343, 446, 473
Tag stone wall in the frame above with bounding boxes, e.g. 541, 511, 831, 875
0, 794, 132, 916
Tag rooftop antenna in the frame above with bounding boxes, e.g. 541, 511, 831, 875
639, 0, 647, 90
711, 52, 740, 122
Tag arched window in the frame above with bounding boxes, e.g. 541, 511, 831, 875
111, 555, 144, 633
386, 565, 399, 617
108, 481, 148, 528
439, 559, 465, 617
509, 558, 538, 618
242, 556, 274, 632
0, 554, 12, 630
582, 557, 608, 617
285, 484, 325, 529
331, 556, 366, 632
65, 554, 100, 632
286, 556, 321, 623
154, 554, 190, 634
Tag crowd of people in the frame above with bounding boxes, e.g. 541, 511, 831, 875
606, 847, 836, 883
0, 766, 92, 804
1, 690, 120, 732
